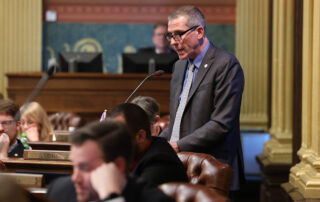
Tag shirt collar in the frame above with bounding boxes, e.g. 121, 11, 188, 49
129, 138, 153, 172
188, 41, 210, 69
8, 138, 18, 153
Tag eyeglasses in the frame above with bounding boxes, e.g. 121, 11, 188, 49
166, 25, 199, 42
0, 120, 15, 127
21, 120, 34, 126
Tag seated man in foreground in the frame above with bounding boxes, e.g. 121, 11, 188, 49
48, 120, 173, 202
106, 103, 188, 186
0, 99, 24, 158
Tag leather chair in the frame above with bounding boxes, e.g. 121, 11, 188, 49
49, 112, 82, 131
177, 152, 233, 196
159, 182, 229, 202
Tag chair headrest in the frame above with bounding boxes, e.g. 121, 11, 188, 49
178, 152, 234, 195
159, 182, 229, 202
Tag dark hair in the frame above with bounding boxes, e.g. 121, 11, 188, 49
168, 5, 206, 34
71, 120, 133, 170
0, 99, 20, 121
107, 103, 151, 139
153, 22, 167, 31
131, 96, 159, 124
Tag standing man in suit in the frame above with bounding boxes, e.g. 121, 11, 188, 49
159, 5, 245, 192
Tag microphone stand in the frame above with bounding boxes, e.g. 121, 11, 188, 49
124, 70, 165, 103
125, 74, 154, 103
16, 65, 56, 120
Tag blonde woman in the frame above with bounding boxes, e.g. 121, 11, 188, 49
20, 102, 53, 142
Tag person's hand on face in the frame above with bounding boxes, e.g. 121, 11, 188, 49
0, 133, 10, 159
71, 141, 104, 202
90, 162, 126, 200
0, 115, 19, 147
21, 119, 39, 142
24, 126, 39, 142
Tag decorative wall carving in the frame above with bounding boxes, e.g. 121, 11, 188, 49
44, 1, 235, 24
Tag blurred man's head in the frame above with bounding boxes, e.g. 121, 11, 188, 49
0, 99, 20, 145
106, 103, 151, 157
70, 120, 132, 202
152, 23, 170, 54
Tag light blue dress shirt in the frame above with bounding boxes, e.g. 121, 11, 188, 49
179, 42, 210, 99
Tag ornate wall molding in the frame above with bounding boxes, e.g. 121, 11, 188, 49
44, 1, 235, 24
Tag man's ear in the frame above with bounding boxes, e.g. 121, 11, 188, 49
197, 26, 205, 39
16, 121, 21, 129
136, 129, 147, 143
113, 157, 127, 174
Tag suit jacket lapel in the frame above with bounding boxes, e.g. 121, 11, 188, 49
187, 44, 216, 103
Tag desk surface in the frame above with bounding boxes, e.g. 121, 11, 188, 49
28, 142, 71, 151
2, 158, 73, 174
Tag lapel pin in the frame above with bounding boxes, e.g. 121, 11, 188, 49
204, 64, 208, 68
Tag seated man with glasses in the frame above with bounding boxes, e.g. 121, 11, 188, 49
138, 23, 175, 54
0, 99, 24, 159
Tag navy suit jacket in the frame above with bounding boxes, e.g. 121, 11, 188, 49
160, 43, 245, 190
131, 136, 188, 187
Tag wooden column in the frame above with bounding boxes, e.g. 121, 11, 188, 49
0, 0, 42, 97
263, 0, 294, 165
236, 0, 269, 130
286, 0, 320, 200
255, 0, 295, 201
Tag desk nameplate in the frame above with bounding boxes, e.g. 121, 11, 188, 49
24, 150, 70, 161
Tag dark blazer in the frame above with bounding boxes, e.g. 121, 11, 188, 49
106, 176, 174, 202
47, 176, 174, 202
160, 43, 245, 190
131, 136, 188, 187
8, 139, 24, 158
46, 176, 77, 202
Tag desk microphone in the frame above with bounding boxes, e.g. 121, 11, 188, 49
16, 62, 56, 120
124, 70, 165, 103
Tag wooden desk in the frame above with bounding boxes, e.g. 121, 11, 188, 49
28, 142, 71, 151
2, 158, 73, 174
50, 130, 72, 142
0, 173, 43, 188
6, 72, 171, 124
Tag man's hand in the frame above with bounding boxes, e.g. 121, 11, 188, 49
90, 162, 126, 200
0, 133, 10, 159
169, 142, 179, 153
